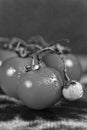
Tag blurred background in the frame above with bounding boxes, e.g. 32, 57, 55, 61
0, 0, 86, 54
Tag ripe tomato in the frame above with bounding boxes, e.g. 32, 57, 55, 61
0, 56, 32, 98
42, 52, 65, 81
0, 49, 17, 67
63, 54, 82, 81
17, 67, 63, 110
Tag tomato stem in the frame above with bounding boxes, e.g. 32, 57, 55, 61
9, 37, 27, 50
36, 47, 55, 61
26, 44, 43, 55
27, 44, 43, 50
55, 44, 71, 54
49, 43, 71, 83
31, 54, 41, 70
25, 54, 40, 72
60, 54, 71, 83
49, 43, 71, 54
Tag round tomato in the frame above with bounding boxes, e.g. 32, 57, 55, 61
17, 67, 63, 110
0, 56, 32, 98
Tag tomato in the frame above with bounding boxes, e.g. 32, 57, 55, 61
0, 49, 17, 67
62, 80, 83, 101
63, 54, 82, 81
0, 56, 32, 98
17, 67, 63, 110
42, 52, 65, 81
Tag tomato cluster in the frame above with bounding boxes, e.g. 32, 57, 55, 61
0, 37, 85, 110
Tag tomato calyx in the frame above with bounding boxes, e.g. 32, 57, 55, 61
25, 54, 43, 72
64, 80, 77, 89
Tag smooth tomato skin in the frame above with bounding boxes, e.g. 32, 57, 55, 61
42, 53, 65, 80
0, 49, 17, 67
64, 54, 82, 81
0, 57, 32, 98
17, 67, 63, 110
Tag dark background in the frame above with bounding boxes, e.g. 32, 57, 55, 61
0, 0, 87, 54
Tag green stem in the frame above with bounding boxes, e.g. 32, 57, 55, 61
27, 44, 43, 50
36, 46, 55, 61
9, 37, 28, 50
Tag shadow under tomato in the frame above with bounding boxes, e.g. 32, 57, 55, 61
0, 95, 87, 122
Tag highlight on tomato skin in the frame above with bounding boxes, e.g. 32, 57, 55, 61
63, 54, 82, 81
17, 67, 63, 110
0, 56, 32, 98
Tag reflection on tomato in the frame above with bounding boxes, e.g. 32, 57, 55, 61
0, 56, 32, 98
